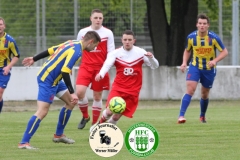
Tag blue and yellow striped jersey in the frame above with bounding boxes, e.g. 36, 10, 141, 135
0, 32, 20, 68
186, 30, 225, 70
37, 40, 82, 86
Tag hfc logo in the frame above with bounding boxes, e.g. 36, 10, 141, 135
125, 122, 159, 158
131, 130, 149, 152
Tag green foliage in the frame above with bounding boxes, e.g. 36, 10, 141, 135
0, 0, 36, 36
78, 0, 147, 36
0, 0, 233, 38
45, 0, 76, 36
199, 0, 232, 36
0, 0, 235, 66
202, 0, 218, 20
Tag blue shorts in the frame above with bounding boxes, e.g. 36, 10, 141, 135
0, 69, 11, 89
186, 65, 216, 88
37, 77, 68, 104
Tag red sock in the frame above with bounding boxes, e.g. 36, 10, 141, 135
99, 115, 107, 123
78, 104, 89, 118
92, 106, 101, 125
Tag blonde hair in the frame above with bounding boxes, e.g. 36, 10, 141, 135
0, 17, 5, 24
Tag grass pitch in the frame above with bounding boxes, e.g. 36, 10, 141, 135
0, 100, 240, 160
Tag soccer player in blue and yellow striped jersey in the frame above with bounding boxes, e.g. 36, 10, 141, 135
0, 17, 20, 113
177, 13, 228, 124
18, 31, 101, 149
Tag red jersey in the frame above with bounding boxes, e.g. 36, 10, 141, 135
77, 26, 115, 69
99, 46, 159, 96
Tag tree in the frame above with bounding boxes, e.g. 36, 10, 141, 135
146, 0, 198, 66
78, 0, 147, 36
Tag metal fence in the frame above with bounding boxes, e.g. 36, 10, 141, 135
0, 0, 238, 66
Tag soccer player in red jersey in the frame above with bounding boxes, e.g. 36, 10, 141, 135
0, 17, 20, 113
177, 13, 228, 124
76, 9, 115, 130
94, 30, 159, 128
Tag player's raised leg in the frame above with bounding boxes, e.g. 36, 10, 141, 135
108, 114, 122, 125
90, 108, 112, 132
99, 108, 112, 123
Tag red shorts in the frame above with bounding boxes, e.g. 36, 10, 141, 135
76, 65, 110, 91
106, 90, 139, 118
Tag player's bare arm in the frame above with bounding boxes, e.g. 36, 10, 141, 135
23, 50, 51, 67
3, 57, 19, 75
180, 49, 191, 73
62, 72, 79, 105
22, 57, 34, 67
208, 48, 228, 68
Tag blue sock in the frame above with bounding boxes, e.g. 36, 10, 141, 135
20, 115, 41, 144
179, 94, 192, 117
0, 99, 3, 113
200, 98, 209, 117
56, 107, 72, 136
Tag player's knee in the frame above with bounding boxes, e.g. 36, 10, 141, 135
201, 87, 210, 99
186, 88, 196, 96
35, 109, 48, 120
76, 92, 84, 99
76, 86, 87, 99
201, 93, 209, 99
94, 97, 102, 101
93, 93, 102, 101
65, 103, 75, 110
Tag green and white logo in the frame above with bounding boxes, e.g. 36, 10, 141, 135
125, 122, 159, 158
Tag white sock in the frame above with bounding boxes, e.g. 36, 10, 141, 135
102, 109, 111, 120
78, 96, 88, 105
107, 117, 118, 125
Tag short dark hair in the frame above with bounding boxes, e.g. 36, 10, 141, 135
83, 31, 101, 43
197, 13, 210, 23
91, 9, 103, 15
122, 30, 135, 38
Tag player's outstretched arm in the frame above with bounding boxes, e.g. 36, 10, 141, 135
22, 57, 34, 67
